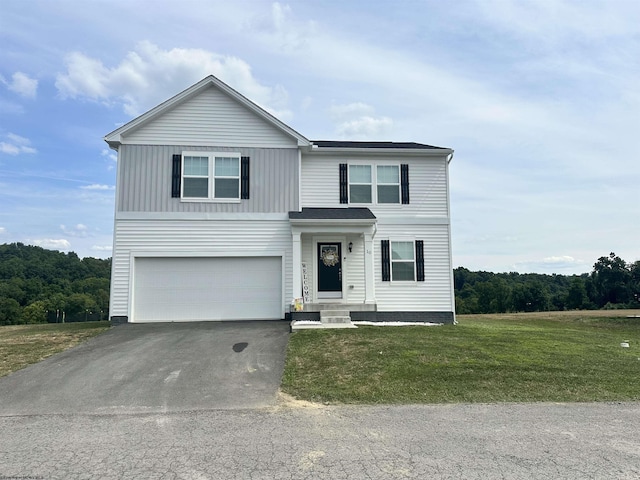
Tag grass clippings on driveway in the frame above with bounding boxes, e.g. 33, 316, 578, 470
0, 321, 110, 377
282, 310, 640, 404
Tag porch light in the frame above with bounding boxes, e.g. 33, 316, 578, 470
348, 242, 353, 252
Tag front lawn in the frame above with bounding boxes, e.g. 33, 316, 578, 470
281, 310, 640, 404
0, 321, 110, 377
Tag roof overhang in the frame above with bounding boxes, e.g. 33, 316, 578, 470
304, 145, 454, 157
289, 208, 377, 234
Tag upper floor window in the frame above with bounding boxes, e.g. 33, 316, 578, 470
376, 165, 400, 204
181, 152, 241, 200
341, 163, 408, 205
349, 165, 372, 203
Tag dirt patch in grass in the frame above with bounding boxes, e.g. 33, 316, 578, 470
0, 322, 110, 377
282, 310, 640, 404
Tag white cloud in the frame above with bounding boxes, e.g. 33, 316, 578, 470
0, 133, 37, 155
60, 224, 88, 237
337, 116, 393, 139
101, 149, 117, 162
0, 227, 6, 234
0, 72, 38, 98
513, 256, 589, 273
91, 245, 112, 252
80, 184, 115, 191
55, 41, 291, 118
329, 102, 393, 139
30, 239, 71, 250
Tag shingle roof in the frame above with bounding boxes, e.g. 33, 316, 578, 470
311, 141, 446, 150
289, 208, 376, 220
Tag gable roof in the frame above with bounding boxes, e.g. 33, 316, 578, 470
104, 75, 311, 149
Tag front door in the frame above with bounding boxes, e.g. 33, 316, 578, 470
317, 243, 342, 299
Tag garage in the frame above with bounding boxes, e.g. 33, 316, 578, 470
133, 256, 283, 322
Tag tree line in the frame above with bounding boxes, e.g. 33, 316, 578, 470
455, 253, 640, 314
0, 243, 638, 324
0, 243, 111, 325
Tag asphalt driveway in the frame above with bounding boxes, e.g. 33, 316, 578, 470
0, 321, 290, 416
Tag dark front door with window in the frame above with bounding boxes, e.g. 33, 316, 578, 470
317, 243, 342, 299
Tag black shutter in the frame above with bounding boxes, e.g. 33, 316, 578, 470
401, 164, 410, 204
381, 240, 391, 282
241, 156, 250, 199
339, 163, 348, 204
415, 240, 425, 282
171, 154, 181, 198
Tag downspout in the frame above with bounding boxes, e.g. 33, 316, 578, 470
445, 151, 456, 324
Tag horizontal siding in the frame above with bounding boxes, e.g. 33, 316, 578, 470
374, 223, 453, 312
300, 154, 449, 217
123, 86, 297, 147
117, 145, 298, 213
109, 219, 293, 318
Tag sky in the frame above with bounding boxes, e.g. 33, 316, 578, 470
0, 0, 638, 275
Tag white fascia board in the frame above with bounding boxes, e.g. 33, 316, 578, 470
291, 224, 376, 235
304, 147, 454, 157
104, 75, 311, 148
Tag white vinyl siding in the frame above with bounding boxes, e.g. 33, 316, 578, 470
117, 145, 298, 213
375, 224, 453, 312
109, 219, 293, 320
301, 153, 449, 217
122, 86, 297, 148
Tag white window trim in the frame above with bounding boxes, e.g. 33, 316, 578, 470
181, 151, 241, 203
348, 164, 372, 205
376, 165, 401, 204
348, 162, 402, 205
390, 239, 416, 282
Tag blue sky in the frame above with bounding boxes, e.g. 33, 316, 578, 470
1, 0, 638, 274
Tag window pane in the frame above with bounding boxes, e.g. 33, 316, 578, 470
377, 165, 399, 184
215, 178, 239, 198
378, 185, 400, 203
350, 184, 372, 203
183, 178, 208, 197
349, 165, 371, 183
392, 262, 415, 281
184, 157, 208, 176
215, 157, 239, 176
391, 241, 414, 260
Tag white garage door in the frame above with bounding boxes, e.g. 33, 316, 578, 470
133, 257, 282, 322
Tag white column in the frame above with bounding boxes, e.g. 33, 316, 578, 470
364, 232, 375, 303
292, 231, 302, 300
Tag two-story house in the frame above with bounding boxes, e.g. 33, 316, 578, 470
105, 75, 455, 325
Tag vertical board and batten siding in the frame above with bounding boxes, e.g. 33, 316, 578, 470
300, 154, 449, 217
300, 235, 366, 303
117, 145, 298, 213
374, 224, 453, 311
122, 86, 297, 147
109, 219, 293, 318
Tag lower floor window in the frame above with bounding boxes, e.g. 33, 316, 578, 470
391, 241, 415, 281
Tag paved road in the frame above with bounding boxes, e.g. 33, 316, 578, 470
0, 321, 290, 415
1, 401, 639, 479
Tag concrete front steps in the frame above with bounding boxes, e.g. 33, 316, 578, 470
291, 309, 357, 331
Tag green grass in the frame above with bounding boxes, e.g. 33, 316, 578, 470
281, 310, 640, 404
0, 321, 110, 377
